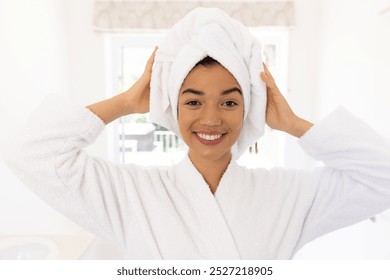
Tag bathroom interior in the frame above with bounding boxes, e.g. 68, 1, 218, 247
0, 0, 389, 259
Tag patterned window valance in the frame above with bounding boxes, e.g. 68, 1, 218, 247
93, 0, 295, 32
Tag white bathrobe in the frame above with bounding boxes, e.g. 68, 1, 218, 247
1, 94, 390, 259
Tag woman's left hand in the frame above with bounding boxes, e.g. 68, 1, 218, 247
260, 64, 313, 138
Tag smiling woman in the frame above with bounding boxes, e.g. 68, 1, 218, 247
1, 7, 390, 260
178, 57, 244, 193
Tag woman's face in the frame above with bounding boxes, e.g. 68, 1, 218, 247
178, 63, 244, 163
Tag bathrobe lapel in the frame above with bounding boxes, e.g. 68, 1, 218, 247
175, 155, 241, 259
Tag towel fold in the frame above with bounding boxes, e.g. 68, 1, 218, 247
150, 7, 266, 156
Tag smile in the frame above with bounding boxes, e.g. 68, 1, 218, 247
194, 132, 226, 146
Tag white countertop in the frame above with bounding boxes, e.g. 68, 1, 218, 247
0, 235, 95, 260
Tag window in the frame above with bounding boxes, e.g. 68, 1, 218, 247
104, 28, 289, 168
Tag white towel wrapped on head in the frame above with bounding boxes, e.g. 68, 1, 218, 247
150, 7, 266, 156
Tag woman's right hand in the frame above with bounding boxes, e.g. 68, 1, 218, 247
123, 47, 158, 114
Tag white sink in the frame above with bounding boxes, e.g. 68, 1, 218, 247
0, 237, 59, 260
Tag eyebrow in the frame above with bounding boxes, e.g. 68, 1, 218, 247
181, 87, 242, 96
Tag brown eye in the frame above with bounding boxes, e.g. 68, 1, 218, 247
186, 100, 201, 107
222, 101, 238, 107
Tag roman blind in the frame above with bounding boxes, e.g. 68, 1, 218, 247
93, 0, 295, 32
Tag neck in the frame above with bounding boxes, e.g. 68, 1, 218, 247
188, 151, 232, 194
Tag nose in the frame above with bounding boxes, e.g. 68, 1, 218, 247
199, 106, 222, 126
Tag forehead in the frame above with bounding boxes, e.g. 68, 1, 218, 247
181, 64, 240, 89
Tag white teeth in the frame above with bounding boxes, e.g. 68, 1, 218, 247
197, 133, 223, 141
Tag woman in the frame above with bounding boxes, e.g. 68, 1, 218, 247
88, 50, 312, 194
2, 47, 390, 259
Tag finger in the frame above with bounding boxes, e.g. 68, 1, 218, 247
261, 71, 271, 88
260, 71, 270, 84
145, 46, 158, 71
263, 64, 280, 92
260, 71, 275, 90
262, 63, 270, 76
263, 63, 276, 82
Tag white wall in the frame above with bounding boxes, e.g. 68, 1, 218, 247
0, 0, 107, 234
316, 0, 390, 136
61, 0, 108, 157
284, 0, 325, 169
0, 0, 69, 132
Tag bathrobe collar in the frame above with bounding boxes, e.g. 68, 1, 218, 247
174, 153, 242, 259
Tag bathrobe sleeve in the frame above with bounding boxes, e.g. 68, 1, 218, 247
294, 106, 390, 251
0, 94, 132, 250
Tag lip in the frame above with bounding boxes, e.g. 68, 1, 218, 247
194, 132, 226, 146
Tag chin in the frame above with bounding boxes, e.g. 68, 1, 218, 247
190, 147, 232, 162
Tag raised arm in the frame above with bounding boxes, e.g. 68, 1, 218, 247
86, 47, 157, 124
260, 64, 390, 254
260, 63, 313, 138
0, 48, 157, 252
